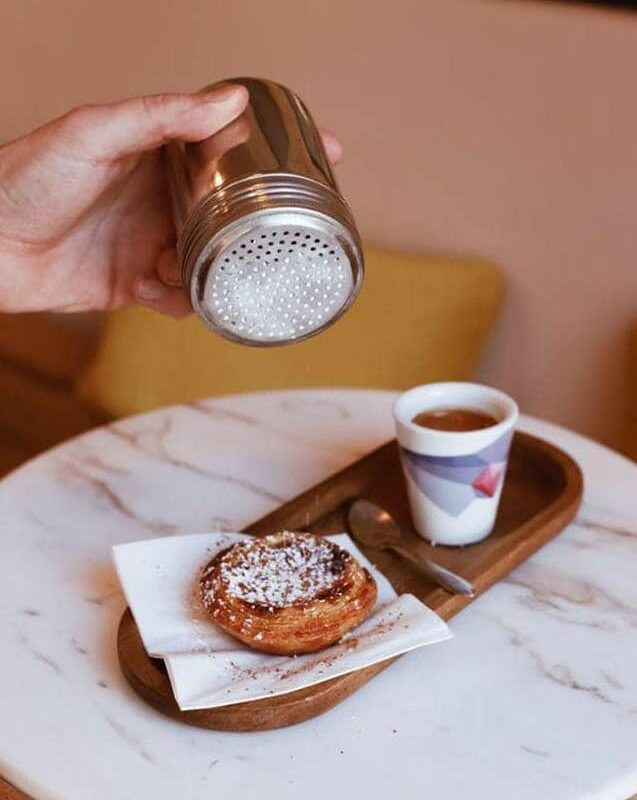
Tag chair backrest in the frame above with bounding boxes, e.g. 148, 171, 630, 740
76, 248, 504, 417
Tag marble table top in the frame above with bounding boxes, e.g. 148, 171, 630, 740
1, 389, 636, 800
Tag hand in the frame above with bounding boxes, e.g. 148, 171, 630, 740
0, 87, 343, 317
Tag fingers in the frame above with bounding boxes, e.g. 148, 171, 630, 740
133, 275, 192, 318
155, 247, 182, 286
320, 129, 343, 165
133, 249, 192, 317
59, 85, 249, 164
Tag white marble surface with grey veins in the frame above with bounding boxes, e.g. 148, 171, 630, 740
1, 389, 636, 800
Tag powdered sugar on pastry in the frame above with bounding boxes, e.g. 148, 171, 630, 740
198, 531, 377, 655
213, 532, 349, 608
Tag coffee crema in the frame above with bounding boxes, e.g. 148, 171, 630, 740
411, 407, 499, 432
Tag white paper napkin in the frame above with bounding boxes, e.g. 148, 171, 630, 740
113, 533, 452, 710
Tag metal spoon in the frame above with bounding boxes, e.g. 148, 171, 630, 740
348, 499, 475, 597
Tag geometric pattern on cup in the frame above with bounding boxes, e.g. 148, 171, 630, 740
400, 429, 514, 517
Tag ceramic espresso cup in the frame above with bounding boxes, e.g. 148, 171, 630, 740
393, 382, 518, 546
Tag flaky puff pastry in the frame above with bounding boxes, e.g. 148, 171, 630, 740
199, 532, 377, 655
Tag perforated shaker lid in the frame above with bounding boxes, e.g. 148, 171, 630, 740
191, 210, 361, 346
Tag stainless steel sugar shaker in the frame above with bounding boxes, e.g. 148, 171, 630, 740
164, 77, 364, 346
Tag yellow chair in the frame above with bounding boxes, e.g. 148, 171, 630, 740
76, 249, 504, 418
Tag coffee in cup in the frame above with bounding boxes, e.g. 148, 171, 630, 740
394, 383, 518, 546
412, 408, 498, 432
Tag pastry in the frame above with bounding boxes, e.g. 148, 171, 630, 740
199, 532, 377, 655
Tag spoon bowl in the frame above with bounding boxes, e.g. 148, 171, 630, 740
348, 499, 475, 597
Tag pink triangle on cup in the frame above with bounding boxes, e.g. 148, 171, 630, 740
472, 463, 505, 497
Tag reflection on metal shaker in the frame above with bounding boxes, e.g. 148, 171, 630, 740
165, 77, 364, 346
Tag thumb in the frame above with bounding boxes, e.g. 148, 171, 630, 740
57, 84, 249, 163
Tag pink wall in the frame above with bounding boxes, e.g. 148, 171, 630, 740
2, 0, 636, 451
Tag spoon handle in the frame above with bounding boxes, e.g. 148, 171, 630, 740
392, 545, 475, 596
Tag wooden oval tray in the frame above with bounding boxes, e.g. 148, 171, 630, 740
118, 431, 583, 731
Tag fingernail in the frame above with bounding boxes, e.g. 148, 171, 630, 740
135, 278, 166, 302
201, 84, 247, 106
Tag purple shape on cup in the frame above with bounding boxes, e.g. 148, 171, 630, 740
400, 429, 514, 517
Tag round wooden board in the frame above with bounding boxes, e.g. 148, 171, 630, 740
117, 609, 394, 731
